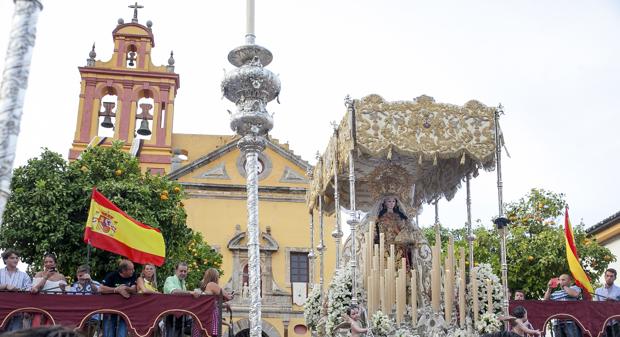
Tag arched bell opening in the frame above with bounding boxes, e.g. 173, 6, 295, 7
135, 90, 154, 140
125, 44, 138, 69
98, 87, 118, 137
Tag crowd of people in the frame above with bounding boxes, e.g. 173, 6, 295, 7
0, 249, 233, 337
4, 246, 620, 337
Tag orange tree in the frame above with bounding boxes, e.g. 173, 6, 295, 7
423, 188, 613, 299
0, 142, 221, 288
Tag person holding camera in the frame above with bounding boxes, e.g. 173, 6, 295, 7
31, 253, 67, 294
543, 274, 583, 337
71, 264, 100, 294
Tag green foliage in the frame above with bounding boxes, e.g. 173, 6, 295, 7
421, 188, 614, 300
0, 142, 222, 289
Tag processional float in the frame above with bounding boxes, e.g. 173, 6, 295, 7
306, 94, 506, 336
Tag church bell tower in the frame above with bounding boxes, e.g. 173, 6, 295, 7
69, 3, 180, 174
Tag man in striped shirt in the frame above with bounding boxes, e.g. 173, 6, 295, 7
543, 274, 583, 337
0, 249, 32, 331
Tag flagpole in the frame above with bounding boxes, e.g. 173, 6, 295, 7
86, 241, 91, 266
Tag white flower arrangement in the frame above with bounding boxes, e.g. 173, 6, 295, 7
468, 263, 504, 316
304, 284, 323, 331
475, 312, 501, 334
448, 327, 474, 337
326, 263, 354, 335
370, 310, 393, 337
394, 327, 416, 337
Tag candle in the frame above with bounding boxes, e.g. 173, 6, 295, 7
396, 274, 402, 324
380, 275, 386, 312
459, 247, 466, 328
411, 269, 418, 325
486, 279, 493, 314
445, 256, 453, 323
379, 233, 385, 277
246, 0, 255, 36
368, 275, 373, 315
472, 267, 479, 323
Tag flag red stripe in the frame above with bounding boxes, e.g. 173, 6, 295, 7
84, 227, 164, 266
564, 209, 580, 260
91, 188, 162, 233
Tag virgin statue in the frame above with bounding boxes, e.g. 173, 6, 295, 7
372, 196, 432, 305
374, 197, 415, 264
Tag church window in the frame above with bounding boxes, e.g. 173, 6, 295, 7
98, 93, 117, 137
126, 45, 138, 68
147, 168, 165, 175
242, 264, 263, 296
289, 252, 309, 283
160, 102, 166, 129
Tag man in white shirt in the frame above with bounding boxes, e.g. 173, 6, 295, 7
595, 268, 620, 337
595, 268, 620, 301
0, 249, 32, 331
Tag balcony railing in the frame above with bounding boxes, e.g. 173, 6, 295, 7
510, 300, 620, 337
0, 292, 222, 337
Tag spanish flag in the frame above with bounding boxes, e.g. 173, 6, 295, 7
84, 188, 166, 266
564, 207, 594, 300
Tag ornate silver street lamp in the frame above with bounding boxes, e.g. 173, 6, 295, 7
492, 104, 510, 320
221, 1, 280, 336
0, 0, 43, 221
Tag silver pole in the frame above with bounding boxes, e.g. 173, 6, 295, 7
318, 194, 325, 293
331, 124, 343, 269
240, 137, 265, 337
0, 0, 43, 221
466, 175, 474, 269
222, 3, 280, 333
494, 104, 509, 318
308, 210, 316, 286
344, 95, 359, 304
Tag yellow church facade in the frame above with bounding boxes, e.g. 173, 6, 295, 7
68, 12, 337, 337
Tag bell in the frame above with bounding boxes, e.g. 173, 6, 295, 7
136, 119, 151, 136
128, 51, 136, 67
100, 115, 114, 128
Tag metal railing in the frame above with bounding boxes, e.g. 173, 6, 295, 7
0, 291, 223, 337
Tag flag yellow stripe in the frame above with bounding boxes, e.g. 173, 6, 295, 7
87, 199, 165, 257
565, 238, 594, 294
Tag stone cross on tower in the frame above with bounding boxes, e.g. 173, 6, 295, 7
128, 2, 143, 23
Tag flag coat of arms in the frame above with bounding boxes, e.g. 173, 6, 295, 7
84, 188, 166, 266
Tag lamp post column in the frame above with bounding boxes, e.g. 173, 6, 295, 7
221, 9, 280, 334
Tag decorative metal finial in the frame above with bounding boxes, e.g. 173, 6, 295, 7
146, 20, 153, 29
344, 94, 352, 108
330, 120, 338, 131
128, 2, 143, 23
87, 43, 96, 67
166, 51, 175, 72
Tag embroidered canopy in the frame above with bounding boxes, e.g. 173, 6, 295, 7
307, 94, 498, 214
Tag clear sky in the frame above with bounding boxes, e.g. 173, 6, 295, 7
0, 0, 619, 235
